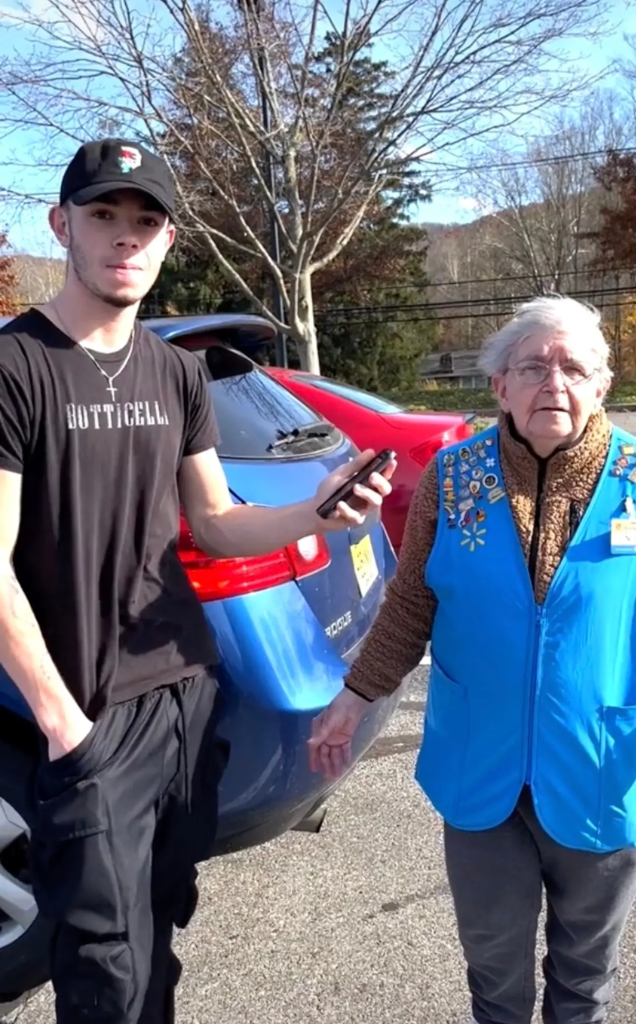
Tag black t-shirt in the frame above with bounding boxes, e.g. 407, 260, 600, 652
0, 309, 219, 717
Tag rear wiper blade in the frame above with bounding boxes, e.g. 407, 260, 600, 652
267, 420, 333, 451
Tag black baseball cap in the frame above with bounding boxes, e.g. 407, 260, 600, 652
60, 139, 176, 220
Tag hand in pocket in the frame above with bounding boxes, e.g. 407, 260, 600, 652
45, 705, 96, 763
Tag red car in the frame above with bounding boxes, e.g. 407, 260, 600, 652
267, 369, 474, 553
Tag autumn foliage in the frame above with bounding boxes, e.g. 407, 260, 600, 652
592, 151, 636, 271
602, 296, 636, 379
0, 232, 19, 317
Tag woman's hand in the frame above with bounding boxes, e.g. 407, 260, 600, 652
307, 688, 370, 780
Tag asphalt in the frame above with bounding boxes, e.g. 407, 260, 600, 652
608, 411, 636, 435
7, 667, 636, 1024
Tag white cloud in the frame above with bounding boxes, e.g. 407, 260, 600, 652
394, 140, 436, 162
0, 0, 103, 40
456, 196, 496, 217
0, 2, 25, 21
457, 197, 481, 211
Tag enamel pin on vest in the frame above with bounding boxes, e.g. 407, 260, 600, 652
443, 434, 498, 543
610, 495, 636, 554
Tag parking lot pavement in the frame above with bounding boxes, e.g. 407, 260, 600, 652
611, 411, 636, 435
7, 668, 636, 1024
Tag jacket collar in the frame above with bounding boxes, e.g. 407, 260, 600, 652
498, 409, 612, 501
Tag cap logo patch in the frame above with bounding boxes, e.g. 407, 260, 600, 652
118, 146, 141, 173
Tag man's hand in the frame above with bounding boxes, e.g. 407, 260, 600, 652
307, 688, 370, 780
44, 702, 95, 762
314, 449, 396, 531
178, 446, 395, 560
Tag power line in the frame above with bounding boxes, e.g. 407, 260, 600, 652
316, 261, 633, 295
313, 265, 632, 299
425, 147, 636, 175
427, 267, 632, 290
318, 299, 636, 328
320, 284, 636, 319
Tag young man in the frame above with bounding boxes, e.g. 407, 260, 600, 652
0, 138, 393, 1024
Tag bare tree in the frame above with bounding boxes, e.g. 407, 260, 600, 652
0, 232, 20, 316
427, 217, 520, 348
423, 93, 632, 351
0, 0, 615, 371
463, 93, 630, 293
15, 254, 66, 306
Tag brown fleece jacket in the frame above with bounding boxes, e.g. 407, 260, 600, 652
345, 409, 612, 702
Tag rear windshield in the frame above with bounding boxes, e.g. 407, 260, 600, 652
170, 336, 342, 459
297, 375, 404, 413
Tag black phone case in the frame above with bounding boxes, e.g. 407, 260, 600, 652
316, 449, 394, 519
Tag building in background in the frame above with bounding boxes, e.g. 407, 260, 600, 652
421, 350, 489, 389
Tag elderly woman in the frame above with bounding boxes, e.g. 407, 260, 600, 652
309, 295, 636, 1024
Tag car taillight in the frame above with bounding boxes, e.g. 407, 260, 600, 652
409, 440, 438, 467
410, 421, 474, 468
177, 514, 331, 602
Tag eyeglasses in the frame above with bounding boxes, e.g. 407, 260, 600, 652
508, 361, 599, 386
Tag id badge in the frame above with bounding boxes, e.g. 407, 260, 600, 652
611, 517, 636, 554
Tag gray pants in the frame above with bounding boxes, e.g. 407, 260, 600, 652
444, 787, 636, 1024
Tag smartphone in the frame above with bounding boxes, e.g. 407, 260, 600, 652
316, 448, 396, 519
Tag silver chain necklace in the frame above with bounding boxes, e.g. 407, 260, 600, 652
52, 303, 135, 402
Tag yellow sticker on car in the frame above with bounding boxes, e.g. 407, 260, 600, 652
350, 534, 379, 597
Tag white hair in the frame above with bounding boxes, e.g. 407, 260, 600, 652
477, 295, 613, 379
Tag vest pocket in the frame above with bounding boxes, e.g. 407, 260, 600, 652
416, 656, 469, 820
599, 705, 636, 850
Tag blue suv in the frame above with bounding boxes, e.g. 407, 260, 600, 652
0, 313, 407, 1004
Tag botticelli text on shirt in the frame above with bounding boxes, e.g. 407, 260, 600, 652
66, 401, 171, 430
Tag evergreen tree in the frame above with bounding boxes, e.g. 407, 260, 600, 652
150, 25, 434, 389
142, 246, 226, 316
307, 35, 435, 390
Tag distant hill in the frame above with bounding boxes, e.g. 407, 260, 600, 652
12, 254, 65, 307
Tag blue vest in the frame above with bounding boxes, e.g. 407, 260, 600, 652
416, 423, 636, 852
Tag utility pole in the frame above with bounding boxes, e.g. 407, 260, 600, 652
240, 0, 288, 366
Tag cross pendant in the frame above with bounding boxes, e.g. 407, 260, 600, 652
106, 381, 117, 401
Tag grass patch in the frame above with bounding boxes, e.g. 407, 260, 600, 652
608, 382, 636, 405
385, 385, 495, 412
385, 380, 636, 412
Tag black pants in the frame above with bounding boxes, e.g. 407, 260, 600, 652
444, 786, 636, 1024
29, 670, 229, 1024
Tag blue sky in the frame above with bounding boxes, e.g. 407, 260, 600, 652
1, 0, 635, 256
